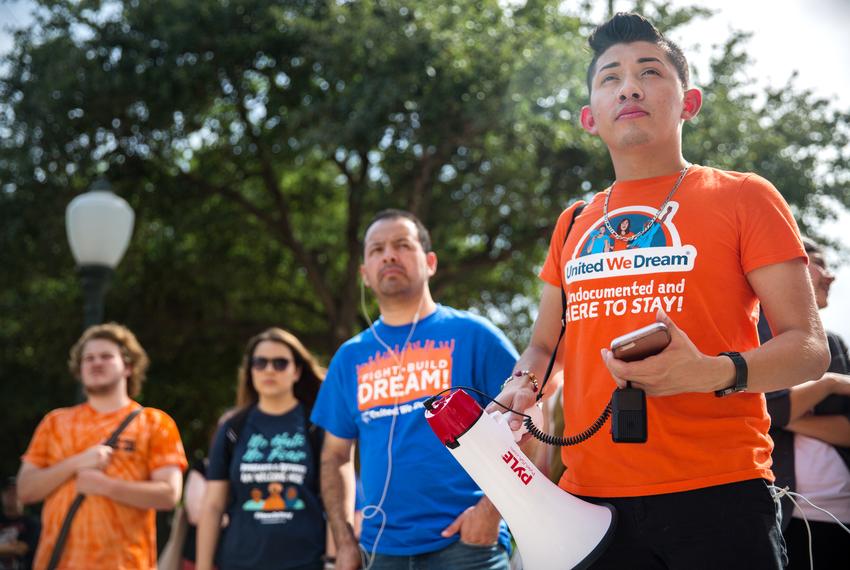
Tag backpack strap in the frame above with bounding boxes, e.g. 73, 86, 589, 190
306, 419, 324, 494
222, 406, 252, 472
46, 407, 144, 570
537, 203, 586, 401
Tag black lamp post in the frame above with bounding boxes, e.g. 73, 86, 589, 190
65, 178, 135, 330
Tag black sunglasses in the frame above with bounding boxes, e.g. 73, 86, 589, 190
251, 357, 291, 372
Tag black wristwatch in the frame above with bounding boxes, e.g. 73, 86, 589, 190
715, 351, 748, 397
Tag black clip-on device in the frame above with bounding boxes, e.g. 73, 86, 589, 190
611, 381, 647, 443
608, 322, 669, 443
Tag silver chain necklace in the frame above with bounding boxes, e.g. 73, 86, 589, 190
602, 164, 690, 243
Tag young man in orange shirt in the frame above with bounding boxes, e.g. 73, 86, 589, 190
495, 13, 829, 569
18, 324, 187, 569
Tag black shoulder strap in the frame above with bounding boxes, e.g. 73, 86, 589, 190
223, 406, 252, 470
306, 418, 324, 494
537, 203, 586, 401
104, 407, 144, 447
46, 407, 144, 570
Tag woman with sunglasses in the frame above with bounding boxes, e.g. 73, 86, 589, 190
197, 328, 326, 570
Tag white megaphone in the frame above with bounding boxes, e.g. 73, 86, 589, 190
425, 389, 616, 570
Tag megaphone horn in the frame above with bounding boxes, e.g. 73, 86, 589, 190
425, 389, 616, 570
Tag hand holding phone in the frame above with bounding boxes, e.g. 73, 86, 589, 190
610, 322, 671, 362
608, 322, 670, 444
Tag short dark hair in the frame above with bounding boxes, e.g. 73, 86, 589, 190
586, 12, 689, 95
364, 209, 432, 253
801, 236, 822, 255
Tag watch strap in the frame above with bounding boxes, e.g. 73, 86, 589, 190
715, 351, 748, 397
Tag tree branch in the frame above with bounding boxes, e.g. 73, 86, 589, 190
408, 121, 480, 219
233, 92, 339, 324
334, 149, 367, 347
431, 223, 555, 298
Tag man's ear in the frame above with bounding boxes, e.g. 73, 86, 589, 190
681, 88, 702, 120
426, 251, 438, 277
580, 105, 598, 135
359, 265, 370, 288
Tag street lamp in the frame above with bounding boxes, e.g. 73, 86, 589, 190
65, 178, 135, 329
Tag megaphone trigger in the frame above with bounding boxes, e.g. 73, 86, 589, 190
488, 402, 542, 443
521, 402, 544, 438
488, 410, 521, 444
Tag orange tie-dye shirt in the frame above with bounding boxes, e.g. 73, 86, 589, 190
22, 402, 187, 570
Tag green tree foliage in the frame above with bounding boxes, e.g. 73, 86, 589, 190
683, 30, 850, 236
1, 0, 848, 473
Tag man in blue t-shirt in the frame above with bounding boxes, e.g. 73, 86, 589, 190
312, 209, 518, 570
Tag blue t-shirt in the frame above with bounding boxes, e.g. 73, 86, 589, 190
311, 305, 518, 556
584, 228, 610, 255
208, 404, 325, 570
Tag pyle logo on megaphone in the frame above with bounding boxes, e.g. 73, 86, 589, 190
502, 450, 534, 486
426, 389, 617, 570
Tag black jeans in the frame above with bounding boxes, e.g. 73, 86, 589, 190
579, 479, 786, 570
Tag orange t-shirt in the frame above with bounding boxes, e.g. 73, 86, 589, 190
610, 232, 634, 252
540, 165, 805, 498
22, 402, 188, 570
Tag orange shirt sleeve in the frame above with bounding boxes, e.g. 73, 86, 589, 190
540, 202, 585, 287
145, 409, 188, 473
21, 411, 60, 468
737, 174, 806, 273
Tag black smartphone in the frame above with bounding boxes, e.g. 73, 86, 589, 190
610, 322, 671, 362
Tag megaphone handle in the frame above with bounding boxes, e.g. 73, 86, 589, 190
490, 403, 544, 443
517, 402, 544, 440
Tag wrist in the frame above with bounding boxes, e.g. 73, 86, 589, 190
100, 474, 117, 499
502, 370, 539, 394
714, 351, 748, 396
710, 354, 736, 393
70, 453, 85, 473
480, 503, 502, 525
477, 495, 499, 516
332, 521, 358, 547
824, 373, 839, 391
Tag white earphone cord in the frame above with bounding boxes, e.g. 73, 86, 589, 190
358, 281, 424, 569
768, 485, 850, 570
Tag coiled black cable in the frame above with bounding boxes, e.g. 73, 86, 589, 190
524, 400, 612, 447
426, 386, 613, 448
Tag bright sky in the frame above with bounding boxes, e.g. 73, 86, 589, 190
2, 0, 850, 338
653, 0, 850, 342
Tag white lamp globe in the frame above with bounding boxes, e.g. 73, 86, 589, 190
65, 178, 135, 268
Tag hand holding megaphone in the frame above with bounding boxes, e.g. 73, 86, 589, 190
487, 371, 541, 435
426, 390, 616, 570
489, 402, 544, 443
